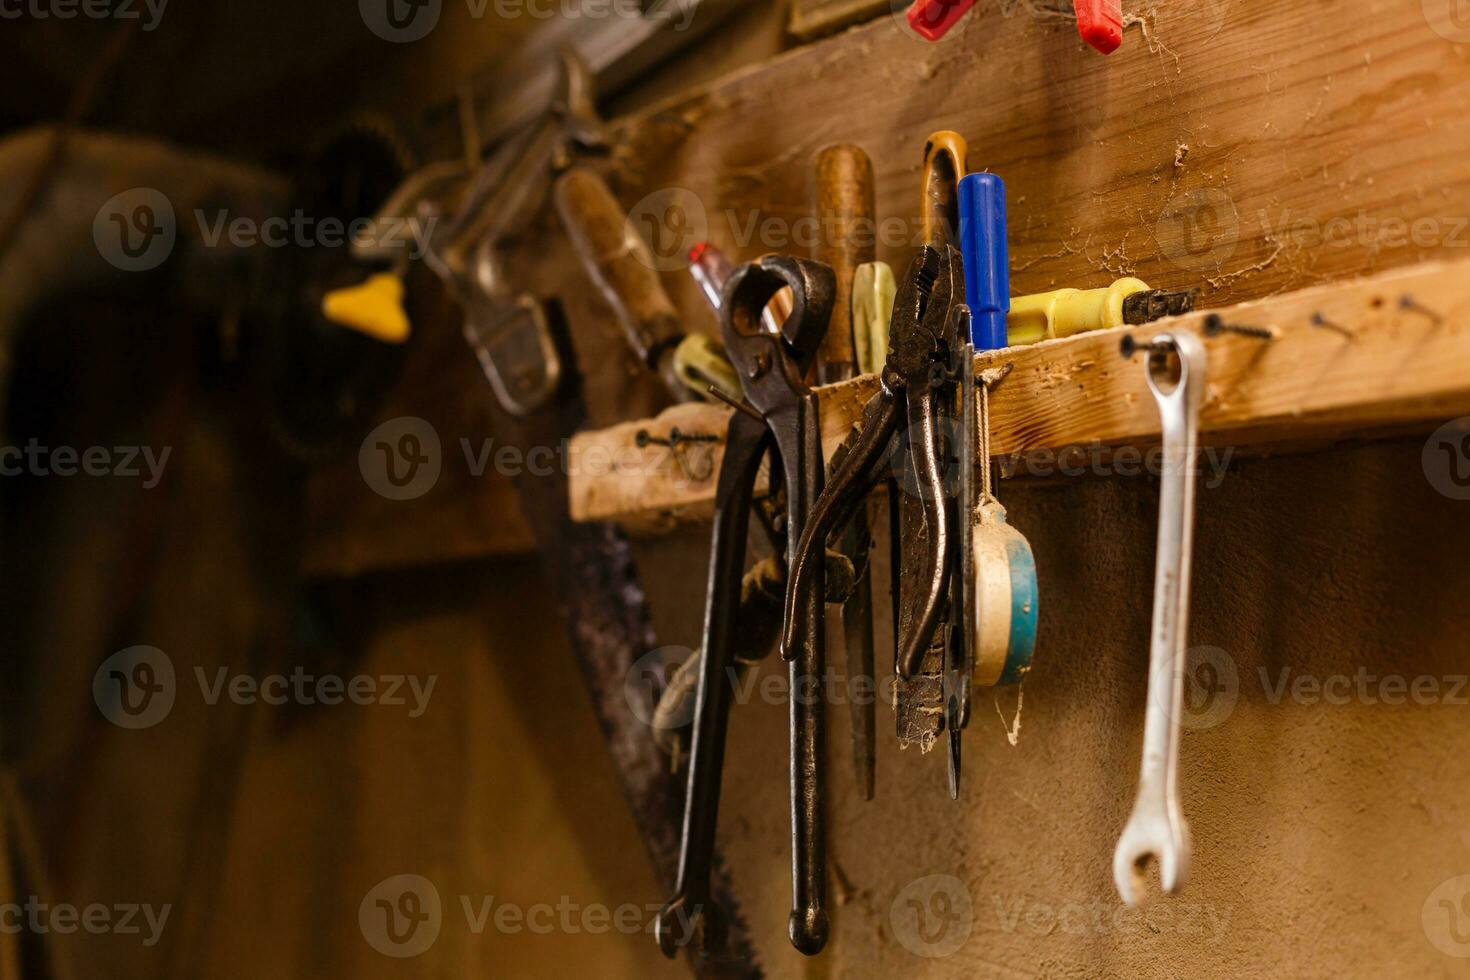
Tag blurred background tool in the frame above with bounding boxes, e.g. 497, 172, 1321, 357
904, 0, 1122, 53
423, 0, 746, 155
271, 120, 415, 460
1008, 278, 1198, 345
1074, 0, 1124, 53
347, 49, 705, 412
958, 172, 1009, 350
344, 50, 610, 416
554, 167, 691, 399
672, 334, 742, 403
320, 271, 411, 345
905, 0, 977, 41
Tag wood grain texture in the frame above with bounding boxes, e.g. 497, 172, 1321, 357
788, 0, 892, 40
570, 257, 1470, 526
310, 0, 1470, 572
814, 144, 876, 379
618, 0, 1470, 318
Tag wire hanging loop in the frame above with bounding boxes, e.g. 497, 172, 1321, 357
974, 363, 1013, 506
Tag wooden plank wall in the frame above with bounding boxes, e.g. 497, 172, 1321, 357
308, 0, 1470, 573
614, 0, 1470, 324
788, 0, 890, 39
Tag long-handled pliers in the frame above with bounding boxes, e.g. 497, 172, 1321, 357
656, 255, 836, 958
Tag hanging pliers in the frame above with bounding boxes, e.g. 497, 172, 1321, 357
782, 243, 969, 681
656, 255, 835, 958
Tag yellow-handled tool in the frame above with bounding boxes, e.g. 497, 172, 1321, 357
672, 334, 741, 402
320, 271, 412, 344
1008, 277, 1197, 345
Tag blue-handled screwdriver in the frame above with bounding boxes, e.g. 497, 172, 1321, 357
958, 172, 1010, 351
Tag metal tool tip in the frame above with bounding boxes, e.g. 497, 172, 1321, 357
1122, 287, 1199, 326
788, 907, 830, 956
947, 729, 961, 801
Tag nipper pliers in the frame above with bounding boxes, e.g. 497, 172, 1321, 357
657, 254, 836, 958
782, 243, 970, 680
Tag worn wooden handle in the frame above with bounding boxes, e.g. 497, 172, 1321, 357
922, 131, 968, 251
554, 167, 683, 367
814, 145, 876, 383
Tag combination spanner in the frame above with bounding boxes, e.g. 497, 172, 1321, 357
1112, 330, 1208, 907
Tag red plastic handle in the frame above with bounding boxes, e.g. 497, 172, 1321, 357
905, 0, 978, 42
1074, 0, 1123, 53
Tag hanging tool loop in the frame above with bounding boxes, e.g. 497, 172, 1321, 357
974, 362, 1014, 507
635, 427, 720, 483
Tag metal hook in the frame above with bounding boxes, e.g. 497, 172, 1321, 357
707, 385, 765, 422
1120, 334, 1173, 359
1202, 314, 1276, 341
1310, 311, 1354, 338
1399, 294, 1444, 327
636, 427, 720, 483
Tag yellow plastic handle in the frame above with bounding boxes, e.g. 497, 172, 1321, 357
321, 272, 412, 345
1008, 277, 1152, 345
852, 261, 895, 375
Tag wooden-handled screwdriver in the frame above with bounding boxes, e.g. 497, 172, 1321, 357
814, 145, 874, 384
814, 144, 879, 800
554, 167, 691, 399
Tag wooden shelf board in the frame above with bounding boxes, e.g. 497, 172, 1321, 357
569, 258, 1470, 530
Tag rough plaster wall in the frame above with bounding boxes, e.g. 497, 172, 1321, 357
0, 306, 682, 978
637, 438, 1470, 977
194, 563, 686, 980
5, 428, 687, 978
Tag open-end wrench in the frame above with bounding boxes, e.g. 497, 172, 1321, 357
1113, 330, 1208, 906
